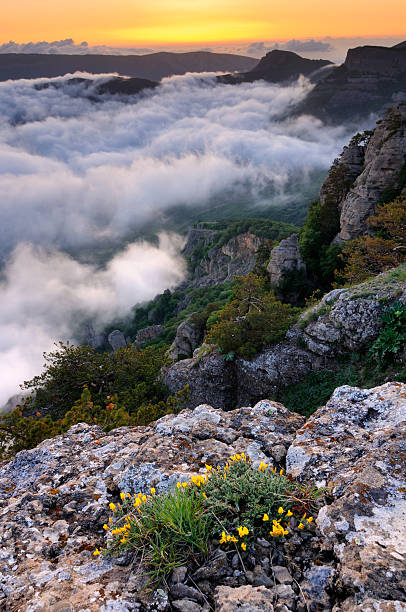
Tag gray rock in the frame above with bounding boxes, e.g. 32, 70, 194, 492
172, 600, 202, 612
170, 584, 205, 605
170, 566, 188, 586
169, 316, 204, 360
135, 325, 164, 346
107, 330, 127, 351
214, 585, 274, 612
267, 234, 306, 286
272, 566, 293, 584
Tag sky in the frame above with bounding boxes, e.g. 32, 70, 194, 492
1, 0, 406, 48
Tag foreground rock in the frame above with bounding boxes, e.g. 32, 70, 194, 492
0, 383, 404, 611
164, 266, 406, 410
287, 382, 406, 611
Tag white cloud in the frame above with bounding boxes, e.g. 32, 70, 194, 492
0, 236, 185, 406
0, 71, 353, 405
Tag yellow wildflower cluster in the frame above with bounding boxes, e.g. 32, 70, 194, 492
219, 526, 249, 549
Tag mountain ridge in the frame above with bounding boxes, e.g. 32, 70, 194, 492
0, 50, 258, 82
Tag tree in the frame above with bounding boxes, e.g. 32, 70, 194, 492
338, 196, 406, 284
207, 274, 300, 359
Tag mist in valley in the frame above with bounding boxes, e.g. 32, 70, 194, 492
0, 71, 355, 406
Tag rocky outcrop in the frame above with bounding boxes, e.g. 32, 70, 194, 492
108, 329, 127, 351
218, 50, 332, 85
135, 325, 164, 346
189, 233, 262, 288
169, 316, 205, 360
319, 138, 367, 211
337, 102, 406, 241
298, 42, 406, 123
163, 266, 406, 409
0, 383, 404, 611
164, 349, 237, 409
267, 234, 306, 286
0, 400, 304, 611
286, 382, 406, 610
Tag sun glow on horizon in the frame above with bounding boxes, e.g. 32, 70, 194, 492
1, 0, 405, 47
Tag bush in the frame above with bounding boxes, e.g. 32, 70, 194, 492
370, 302, 406, 364
338, 196, 406, 284
20, 343, 170, 419
207, 274, 300, 359
97, 455, 321, 582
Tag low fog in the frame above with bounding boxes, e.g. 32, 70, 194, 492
0, 72, 351, 406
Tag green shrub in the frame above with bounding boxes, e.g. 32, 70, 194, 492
370, 302, 406, 363
20, 342, 170, 419
207, 274, 300, 359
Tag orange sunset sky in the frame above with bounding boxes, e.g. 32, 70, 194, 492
1, 0, 406, 46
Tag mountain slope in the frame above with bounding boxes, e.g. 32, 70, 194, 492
218, 49, 332, 84
0, 51, 258, 82
297, 42, 406, 123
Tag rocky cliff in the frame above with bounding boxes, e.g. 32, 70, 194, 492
298, 42, 406, 124
0, 382, 404, 611
337, 102, 406, 240
189, 232, 262, 288
163, 266, 406, 410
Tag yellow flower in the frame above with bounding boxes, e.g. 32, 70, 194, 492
307, 517, 313, 523
182, 482, 189, 489
230, 536, 238, 543
176, 482, 181, 489
142, 495, 147, 502
237, 526, 249, 537
93, 548, 101, 556
205, 464, 212, 472
298, 523, 304, 530
258, 462, 268, 472
102, 524, 109, 531
241, 542, 247, 551
219, 531, 227, 544
262, 513, 269, 522
120, 492, 126, 501
109, 502, 116, 512
203, 492, 207, 499
120, 537, 127, 544
151, 488, 156, 496
280, 469, 284, 476
108, 517, 113, 524
286, 510, 293, 517
278, 507, 284, 514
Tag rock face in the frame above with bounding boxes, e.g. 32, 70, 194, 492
108, 329, 127, 351
319, 138, 367, 212
169, 316, 205, 360
298, 42, 406, 123
286, 382, 406, 610
164, 266, 406, 410
188, 232, 262, 288
0, 383, 404, 611
337, 102, 406, 241
135, 325, 164, 346
267, 234, 306, 286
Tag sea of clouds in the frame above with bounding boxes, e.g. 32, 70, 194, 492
0, 72, 351, 406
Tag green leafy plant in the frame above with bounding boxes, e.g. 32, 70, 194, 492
370, 302, 406, 363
